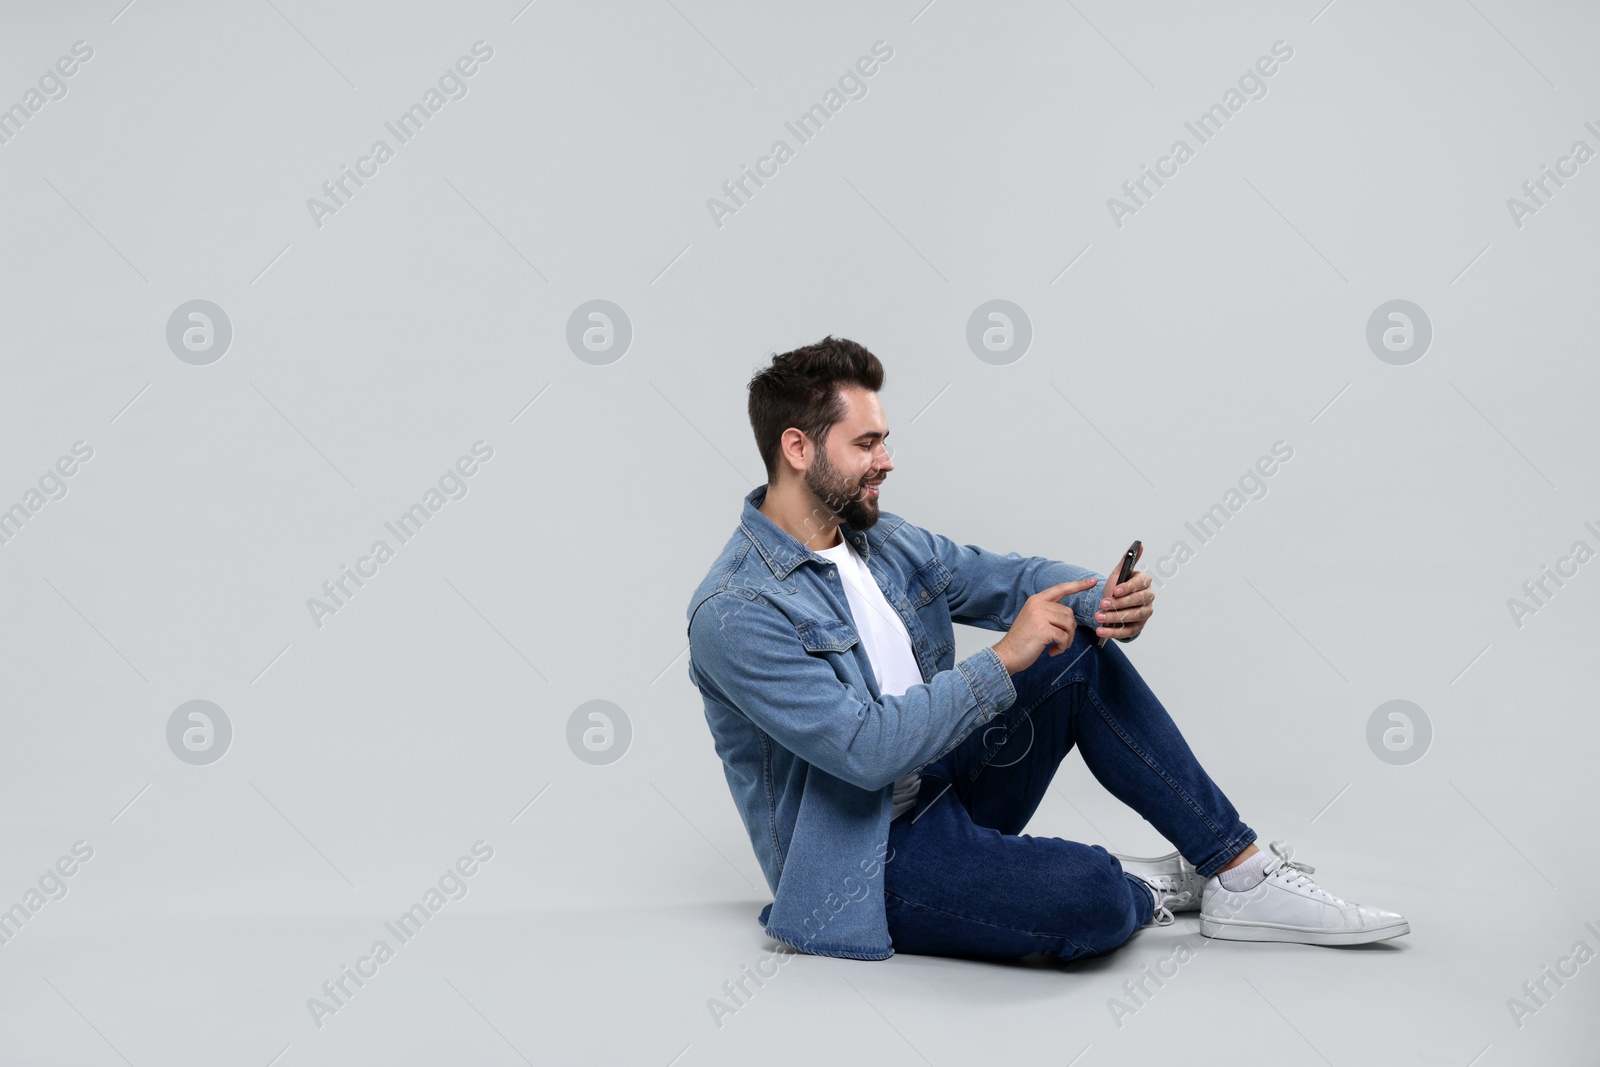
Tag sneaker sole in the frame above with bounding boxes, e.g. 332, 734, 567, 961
1199, 916, 1410, 946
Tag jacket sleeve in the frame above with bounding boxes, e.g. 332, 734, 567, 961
921, 526, 1123, 636
688, 590, 1016, 791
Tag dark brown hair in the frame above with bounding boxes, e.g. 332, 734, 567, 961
747, 336, 885, 483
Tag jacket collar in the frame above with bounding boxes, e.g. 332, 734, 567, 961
740, 483, 898, 580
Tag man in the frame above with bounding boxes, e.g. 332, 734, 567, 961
685, 336, 1408, 962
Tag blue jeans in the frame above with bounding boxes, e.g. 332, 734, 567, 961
884, 623, 1257, 961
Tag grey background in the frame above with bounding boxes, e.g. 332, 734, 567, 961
1, 0, 1596, 1064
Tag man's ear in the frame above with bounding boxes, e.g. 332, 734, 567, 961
782, 427, 813, 473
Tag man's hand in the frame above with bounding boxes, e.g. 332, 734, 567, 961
1095, 570, 1155, 641
992, 578, 1099, 674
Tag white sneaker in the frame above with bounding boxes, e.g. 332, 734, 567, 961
1112, 849, 1203, 915
1199, 840, 1410, 946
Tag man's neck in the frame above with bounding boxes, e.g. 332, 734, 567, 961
759, 481, 843, 551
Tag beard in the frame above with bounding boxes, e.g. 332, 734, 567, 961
807, 443, 880, 532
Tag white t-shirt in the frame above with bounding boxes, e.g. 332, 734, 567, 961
813, 535, 924, 820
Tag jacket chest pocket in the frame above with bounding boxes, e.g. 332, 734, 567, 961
795, 617, 877, 696
906, 558, 953, 608
907, 558, 955, 657
797, 618, 861, 654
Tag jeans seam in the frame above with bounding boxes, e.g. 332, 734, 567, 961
884, 888, 1090, 957
1084, 685, 1233, 849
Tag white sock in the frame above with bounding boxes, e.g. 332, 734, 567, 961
1216, 849, 1269, 891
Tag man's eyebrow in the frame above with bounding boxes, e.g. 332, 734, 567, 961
854, 430, 890, 441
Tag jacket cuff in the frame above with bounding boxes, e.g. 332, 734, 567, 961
1038, 562, 1105, 631
957, 645, 1017, 718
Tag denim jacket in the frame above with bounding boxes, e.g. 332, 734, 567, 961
685, 484, 1112, 959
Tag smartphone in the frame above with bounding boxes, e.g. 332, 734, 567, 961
1097, 540, 1143, 647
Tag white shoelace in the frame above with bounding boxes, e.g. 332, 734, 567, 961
1145, 884, 1193, 926
1261, 840, 1345, 903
